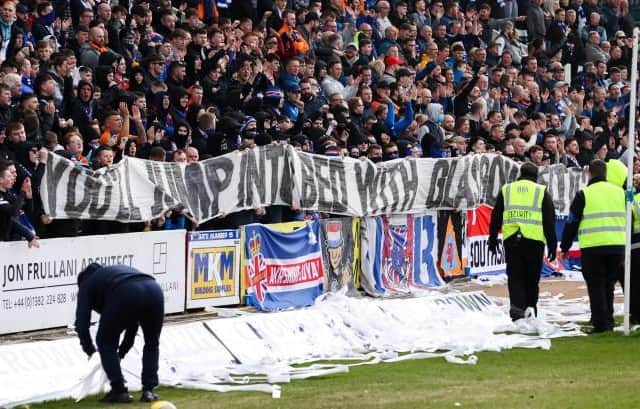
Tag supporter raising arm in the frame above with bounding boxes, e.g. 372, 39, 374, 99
384, 89, 414, 138
0, 159, 39, 247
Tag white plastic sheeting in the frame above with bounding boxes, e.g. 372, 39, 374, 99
0, 337, 88, 408
0, 291, 584, 408
470, 270, 586, 287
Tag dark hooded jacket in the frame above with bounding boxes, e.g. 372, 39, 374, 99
168, 87, 189, 127
74, 264, 153, 356
151, 91, 172, 128
69, 80, 100, 143
128, 66, 150, 93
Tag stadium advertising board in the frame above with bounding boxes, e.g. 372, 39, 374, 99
186, 230, 241, 308
0, 230, 186, 334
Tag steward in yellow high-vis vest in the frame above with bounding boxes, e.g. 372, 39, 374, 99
561, 159, 626, 333
501, 180, 546, 243
628, 174, 640, 324
607, 158, 628, 188
489, 162, 557, 321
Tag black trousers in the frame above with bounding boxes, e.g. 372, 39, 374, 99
615, 248, 640, 324
631, 249, 640, 323
504, 236, 544, 320
582, 251, 621, 331
96, 279, 164, 392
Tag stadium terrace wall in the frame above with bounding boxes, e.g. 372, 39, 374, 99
0, 212, 581, 334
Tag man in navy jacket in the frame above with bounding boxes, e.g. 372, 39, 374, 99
75, 263, 164, 403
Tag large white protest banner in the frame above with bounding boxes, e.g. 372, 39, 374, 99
0, 230, 186, 334
41, 146, 586, 223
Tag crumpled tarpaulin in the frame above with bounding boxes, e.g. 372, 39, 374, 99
0, 291, 583, 408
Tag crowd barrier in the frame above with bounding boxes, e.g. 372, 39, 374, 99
0, 209, 580, 334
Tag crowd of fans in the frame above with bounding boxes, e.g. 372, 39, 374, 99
0, 0, 639, 243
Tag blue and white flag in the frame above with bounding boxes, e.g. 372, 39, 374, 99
360, 213, 444, 296
244, 221, 324, 311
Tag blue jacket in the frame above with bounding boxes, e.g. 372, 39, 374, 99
282, 100, 299, 121
74, 264, 152, 356
385, 101, 414, 138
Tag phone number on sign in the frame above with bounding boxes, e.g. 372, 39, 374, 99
1, 292, 76, 311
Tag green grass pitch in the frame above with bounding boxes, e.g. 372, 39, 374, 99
30, 331, 640, 409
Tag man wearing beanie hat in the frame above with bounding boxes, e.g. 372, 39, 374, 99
576, 131, 595, 166
489, 162, 557, 321
342, 43, 360, 77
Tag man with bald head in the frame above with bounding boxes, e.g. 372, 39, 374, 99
508, 85, 527, 111
376, 1, 392, 37
584, 31, 610, 63
81, 27, 112, 68
512, 138, 528, 162
582, 12, 607, 41
186, 147, 199, 164
359, 22, 373, 39
379, 25, 399, 55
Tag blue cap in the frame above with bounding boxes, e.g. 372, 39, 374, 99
285, 82, 301, 93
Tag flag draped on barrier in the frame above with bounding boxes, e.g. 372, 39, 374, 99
360, 213, 444, 296
243, 221, 324, 311
320, 218, 360, 294
466, 205, 506, 276
41, 146, 587, 223
437, 211, 465, 280
540, 216, 582, 277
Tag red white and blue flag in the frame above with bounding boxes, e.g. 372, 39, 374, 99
361, 213, 443, 296
541, 216, 581, 276
244, 221, 324, 311
466, 205, 507, 277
